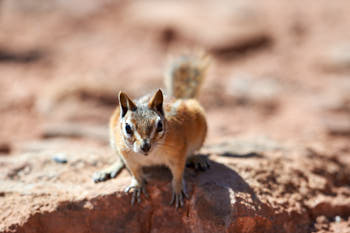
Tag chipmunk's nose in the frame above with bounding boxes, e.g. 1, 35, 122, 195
141, 141, 151, 153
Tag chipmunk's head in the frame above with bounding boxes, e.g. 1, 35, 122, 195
118, 89, 166, 156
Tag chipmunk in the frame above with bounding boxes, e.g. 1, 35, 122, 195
93, 52, 210, 208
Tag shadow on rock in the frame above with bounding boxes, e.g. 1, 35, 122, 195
185, 159, 265, 231
8, 158, 286, 233
0, 49, 43, 63
219, 151, 263, 158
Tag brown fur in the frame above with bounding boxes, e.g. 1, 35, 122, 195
94, 52, 209, 207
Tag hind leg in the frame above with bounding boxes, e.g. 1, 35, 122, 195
186, 154, 210, 171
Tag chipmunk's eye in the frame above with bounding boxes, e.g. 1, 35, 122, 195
156, 121, 163, 132
125, 123, 133, 135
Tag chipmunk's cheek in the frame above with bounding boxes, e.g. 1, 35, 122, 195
123, 136, 135, 151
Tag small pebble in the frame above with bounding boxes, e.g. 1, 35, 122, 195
52, 153, 68, 164
0, 143, 11, 154
335, 216, 341, 223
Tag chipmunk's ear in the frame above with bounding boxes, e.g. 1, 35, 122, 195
119, 91, 137, 118
148, 89, 164, 116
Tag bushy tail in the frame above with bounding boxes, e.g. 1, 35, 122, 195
165, 51, 210, 99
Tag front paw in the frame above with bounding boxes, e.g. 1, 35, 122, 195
93, 171, 110, 183
93, 161, 125, 183
169, 189, 189, 209
125, 180, 149, 205
93, 170, 117, 183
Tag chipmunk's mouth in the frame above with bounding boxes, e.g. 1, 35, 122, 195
141, 151, 149, 156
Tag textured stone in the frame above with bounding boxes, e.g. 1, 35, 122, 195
1, 139, 349, 233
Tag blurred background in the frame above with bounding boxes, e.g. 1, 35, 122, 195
0, 0, 349, 152
1, 1, 350, 232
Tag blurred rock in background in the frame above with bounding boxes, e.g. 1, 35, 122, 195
0, 0, 350, 232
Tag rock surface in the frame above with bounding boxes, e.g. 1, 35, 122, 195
1, 138, 350, 233
0, 0, 350, 232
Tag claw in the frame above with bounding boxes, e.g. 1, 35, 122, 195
169, 190, 188, 209
93, 162, 125, 183
142, 186, 150, 199
124, 186, 131, 193
110, 170, 118, 178
170, 192, 175, 206
182, 190, 189, 199
127, 186, 140, 205
125, 181, 148, 205
92, 171, 110, 183
195, 162, 199, 170
131, 192, 136, 205
179, 193, 184, 207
